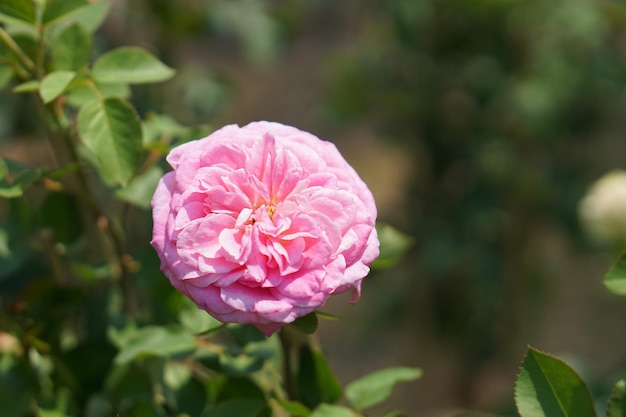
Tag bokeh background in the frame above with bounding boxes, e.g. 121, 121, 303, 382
4, 0, 626, 416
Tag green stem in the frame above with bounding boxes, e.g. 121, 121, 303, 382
0, 26, 35, 75
279, 330, 297, 401
41, 99, 138, 316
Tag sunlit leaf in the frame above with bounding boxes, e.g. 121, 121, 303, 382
142, 113, 189, 147
77, 97, 143, 186
40, 70, 76, 103
66, 82, 130, 107
515, 346, 597, 417
51, 23, 91, 71
114, 326, 197, 364
92, 47, 175, 84
608, 380, 626, 417
310, 404, 358, 417
371, 223, 413, 269
605, 252, 626, 296
345, 366, 422, 411
178, 303, 222, 334
382, 413, 412, 417
274, 399, 311, 417
115, 165, 164, 209
12, 79, 39, 93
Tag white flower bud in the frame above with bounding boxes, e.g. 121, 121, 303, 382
579, 170, 626, 244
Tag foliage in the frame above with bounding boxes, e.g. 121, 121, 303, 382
0, 1, 417, 416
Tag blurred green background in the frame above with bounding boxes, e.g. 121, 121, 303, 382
4, 0, 626, 415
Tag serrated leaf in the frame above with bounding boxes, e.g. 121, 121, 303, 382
310, 404, 358, 417
12, 79, 39, 93
345, 366, 422, 411
42, 0, 87, 24
114, 326, 197, 364
66, 82, 130, 107
371, 223, 413, 269
0, 0, 36, 23
205, 398, 266, 417
514, 346, 597, 417
605, 252, 626, 296
40, 70, 75, 103
608, 380, 626, 417
297, 345, 342, 409
77, 97, 143, 186
114, 165, 163, 208
289, 312, 318, 334
51, 23, 91, 71
92, 47, 175, 84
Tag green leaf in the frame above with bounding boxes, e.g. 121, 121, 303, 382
274, 399, 311, 417
297, 345, 342, 409
92, 47, 175, 84
42, 0, 87, 25
51, 23, 91, 71
12, 79, 39, 93
44, 0, 110, 38
0, 64, 14, 90
114, 165, 163, 208
608, 380, 626, 417
178, 304, 222, 334
205, 398, 266, 417
142, 113, 190, 147
40, 70, 76, 103
289, 311, 318, 334
0, 0, 36, 23
514, 346, 597, 417
371, 223, 413, 269
77, 97, 143, 186
605, 252, 626, 296
345, 366, 422, 411
114, 326, 197, 364
0, 158, 41, 198
382, 413, 412, 417
66, 82, 130, 107
310, 404, 358, 417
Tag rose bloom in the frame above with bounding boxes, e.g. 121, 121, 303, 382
151, 121, 379, 335
579, 170, 626, 244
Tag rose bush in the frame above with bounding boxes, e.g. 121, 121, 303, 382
151, 121, 379, 335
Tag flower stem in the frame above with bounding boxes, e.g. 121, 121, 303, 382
279, 330, 297, 401
0, 26, 35, 75
39, 98, 138, 316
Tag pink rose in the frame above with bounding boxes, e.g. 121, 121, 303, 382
151, 121, 379, 335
